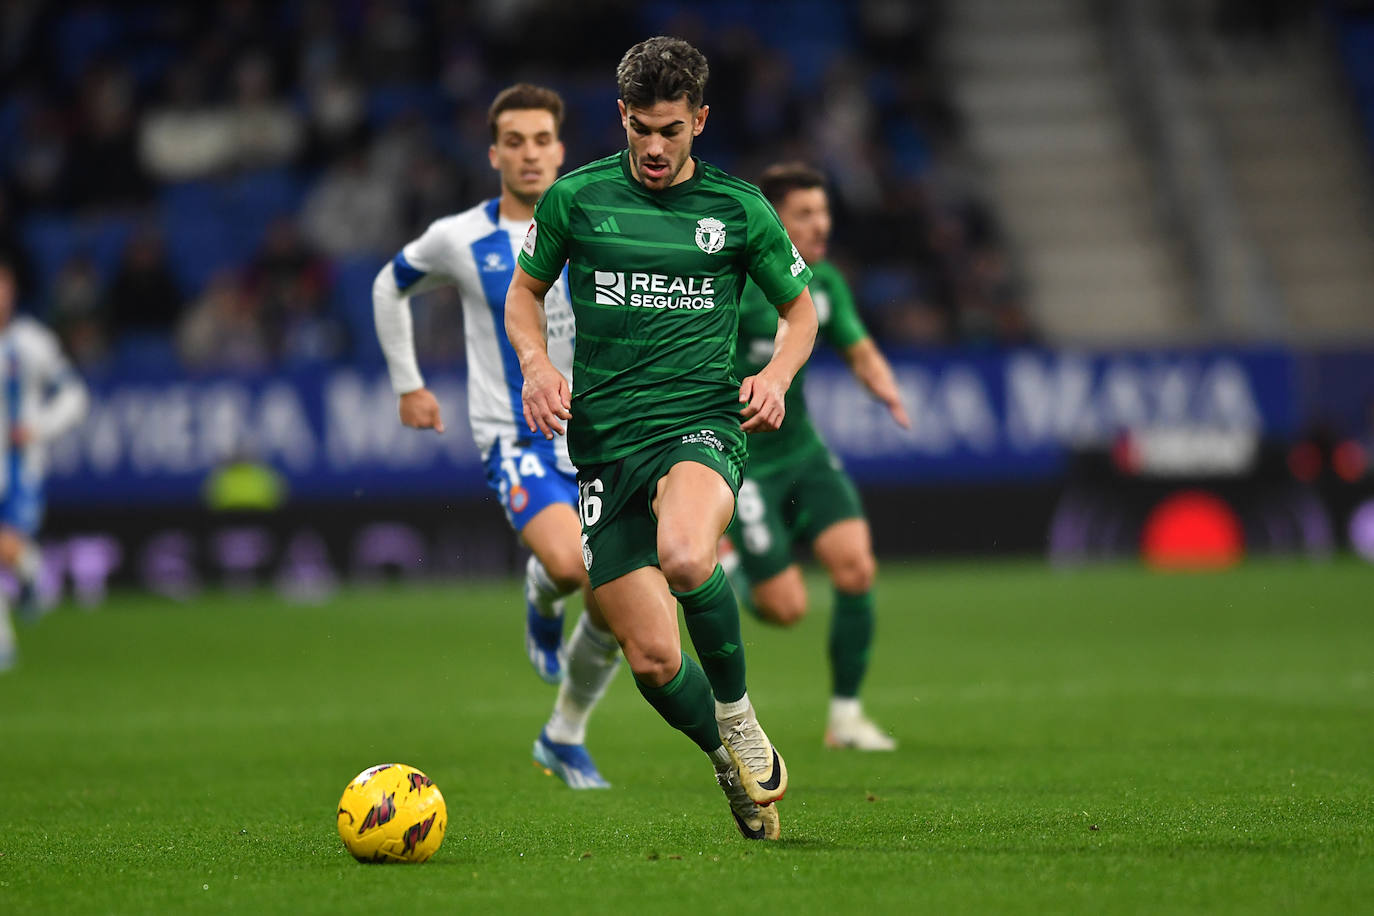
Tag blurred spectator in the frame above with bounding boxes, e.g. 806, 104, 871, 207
139, 57, 237, 181
176, 269, 269, 372
106, 228, 182, 337
301, 144, 401, 257
12, 0, 1036, 363
246, 218, 346, 365
228, 51, 305, 171
0, 0, 43, 85
47, 255, 108, 370
8, 99, 70, 211
0, 189, 34, 304
140, 50, 303, 181
65, 61, 151, 210
300, 65, 370, 169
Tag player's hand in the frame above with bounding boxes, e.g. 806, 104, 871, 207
738, 372, 787, 433
522, 359, 571, 439
399, 388, 445, 433
882, 389, 911, 429
10, 425, 32, 447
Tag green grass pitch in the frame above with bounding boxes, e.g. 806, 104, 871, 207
1, 559, 1371, 914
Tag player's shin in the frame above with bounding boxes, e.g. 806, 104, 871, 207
676, 565, 748, 704
0, 597, 15, 671
544, 612, 621, 744
525, 554, 571, 617
634, 652, 722, 753
829, 588, 874, 698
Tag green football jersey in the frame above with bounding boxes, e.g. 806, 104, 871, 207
519, 151, 812, 466
734, 259, 868, 476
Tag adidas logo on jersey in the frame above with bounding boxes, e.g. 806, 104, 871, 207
593, 216, 622, 234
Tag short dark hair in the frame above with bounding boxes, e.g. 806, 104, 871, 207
616, 36, 709, 110
757, 162, 827, 208
487, 83, 565, 142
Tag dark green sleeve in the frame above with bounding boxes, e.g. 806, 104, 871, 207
812, 261, 868, 350
743, 194, 812, 305
517, 180, 571, 283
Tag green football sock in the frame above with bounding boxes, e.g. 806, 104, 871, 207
634, 652, 722, 753
722, 554, 760, 620
675, 565, 748, 704
830, 588, 874, 698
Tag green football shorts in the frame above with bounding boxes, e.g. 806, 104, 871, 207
577, 427, 747, 589
727, 446, 864, 582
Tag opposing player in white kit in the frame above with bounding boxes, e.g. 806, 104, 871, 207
0, 259, 89, 672
371, 84, 619, 788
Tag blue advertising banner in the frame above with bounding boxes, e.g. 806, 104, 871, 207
43, 348, 1299, 507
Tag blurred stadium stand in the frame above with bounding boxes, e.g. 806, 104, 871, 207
4, 0, 1374, 591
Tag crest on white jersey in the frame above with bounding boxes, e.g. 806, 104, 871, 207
522, 221, 538, 256
694, 217, 726, 254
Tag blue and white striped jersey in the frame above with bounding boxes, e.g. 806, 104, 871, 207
0, 315, 89, 500
373, 198, 575, 467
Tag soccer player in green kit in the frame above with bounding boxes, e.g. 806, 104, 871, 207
725, 162, 911, 751
506, 37, 818, 840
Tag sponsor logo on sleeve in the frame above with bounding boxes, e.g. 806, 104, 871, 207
789, 244, 807, 277
522, 221, 538, 256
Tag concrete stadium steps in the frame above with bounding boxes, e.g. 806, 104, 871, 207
947, 0, 1196, 343
1194, 41, 1374, 342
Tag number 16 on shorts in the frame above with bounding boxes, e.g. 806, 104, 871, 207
579, 478, 604, 528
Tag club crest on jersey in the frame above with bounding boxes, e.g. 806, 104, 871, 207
694, 217, 726, 254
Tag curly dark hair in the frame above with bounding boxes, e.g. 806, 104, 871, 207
615, 36, 709, 110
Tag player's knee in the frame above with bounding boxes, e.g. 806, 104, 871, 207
0, 531, 21, 568
622, 637, 679, 687
539, 550, 587, 594
757, 587, 808, 627
831, 551, 876, 595
657, 539, 715, 594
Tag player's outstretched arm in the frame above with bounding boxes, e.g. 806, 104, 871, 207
740, 288, 818, 433
844, 338, 911, 429
506, 265, 570, 439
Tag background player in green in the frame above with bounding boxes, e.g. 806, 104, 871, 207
505, 37, 818, 840
724, 162, 911, 751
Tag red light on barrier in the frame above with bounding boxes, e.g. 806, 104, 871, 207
1332, 440, 1367, 483
1141, 490, 1243, 570
1287, 442, 1322, 482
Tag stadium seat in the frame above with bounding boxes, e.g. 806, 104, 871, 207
21, 213, 138, 298
367, 84, 449, 129
159, 202, 232, 297
53, 6, 123, 86
331, 255, 387, 366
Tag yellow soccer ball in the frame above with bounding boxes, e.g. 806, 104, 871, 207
336, 764, 447, 863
